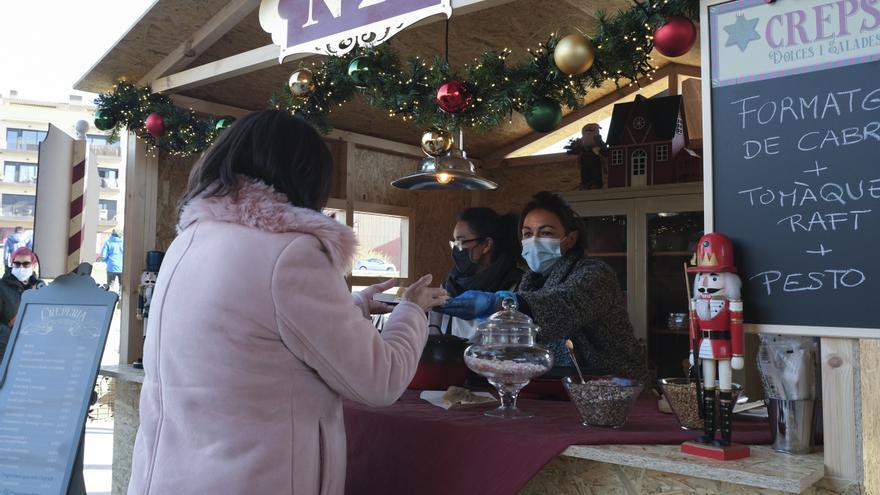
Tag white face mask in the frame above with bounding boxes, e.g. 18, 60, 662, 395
12, 266, 33, 282
521, 237, 562, 274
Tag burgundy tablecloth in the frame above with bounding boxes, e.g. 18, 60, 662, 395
343, 390, 771, 495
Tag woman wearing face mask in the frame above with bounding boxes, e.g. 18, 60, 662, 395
438, 192, 650, 382
432, 208, 522, 339
0, 247, 43, 359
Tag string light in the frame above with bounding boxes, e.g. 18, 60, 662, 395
96, 0, 691, 152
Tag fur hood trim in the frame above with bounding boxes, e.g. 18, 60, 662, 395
178, 178, 355, 272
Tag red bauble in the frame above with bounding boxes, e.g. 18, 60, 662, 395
436, 80, 472, 113
145, 112, 166, 138
653, 15, 697, 58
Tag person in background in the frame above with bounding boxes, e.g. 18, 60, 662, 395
436, 192, 650, 383
431, 207, 522, 340
101, 230, 124, 290
128, 110, 448, 495
0, 247, 44, 359
4, 227, 28, 267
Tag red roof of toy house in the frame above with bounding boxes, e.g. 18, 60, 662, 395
606, 95, 684, 146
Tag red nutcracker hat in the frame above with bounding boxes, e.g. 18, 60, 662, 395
687, 232, 737, 273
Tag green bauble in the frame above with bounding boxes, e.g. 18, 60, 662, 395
347, 56, 373, 87
524, 98, 562, 133
94, 109, 116, 131
215, 116, 236, 131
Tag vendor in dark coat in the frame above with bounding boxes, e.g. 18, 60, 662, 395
431, 207, 523, 340
0, 246, 44, 359
437, 192, 650, 383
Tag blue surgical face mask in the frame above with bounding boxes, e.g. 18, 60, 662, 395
521, 237, 562, 274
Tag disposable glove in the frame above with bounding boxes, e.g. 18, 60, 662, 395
434, 290, 497, 320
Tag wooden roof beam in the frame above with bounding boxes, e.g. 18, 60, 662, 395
484, 63, 701, 165
150, 0, 518, 94
138, 0, 262, 86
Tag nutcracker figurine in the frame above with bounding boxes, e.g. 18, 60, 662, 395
682, 233, 749, 460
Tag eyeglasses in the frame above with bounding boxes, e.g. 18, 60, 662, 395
12, 261, 31, 268
449, 237, 485, 251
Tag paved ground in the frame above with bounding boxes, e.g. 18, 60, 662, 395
84, 420, 114, 495
85, 273, 121, 494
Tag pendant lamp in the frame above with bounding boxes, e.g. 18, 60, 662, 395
391, 129, 497, 190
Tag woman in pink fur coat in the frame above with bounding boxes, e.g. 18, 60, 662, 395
128, 110, 448, 495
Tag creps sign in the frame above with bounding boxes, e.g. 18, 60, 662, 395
260, 0, 452, 59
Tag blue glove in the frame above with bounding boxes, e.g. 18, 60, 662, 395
435, 290, 497, 320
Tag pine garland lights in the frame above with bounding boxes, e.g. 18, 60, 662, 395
95, 0, 698, 156
93, 82, 228, 157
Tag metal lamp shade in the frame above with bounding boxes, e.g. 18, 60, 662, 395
391, 130, 498, 190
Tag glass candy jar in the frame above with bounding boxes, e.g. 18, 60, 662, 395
464, 297, 553, 418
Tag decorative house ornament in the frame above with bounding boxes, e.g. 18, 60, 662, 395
604, 95, 702, 188
260, 0, 452, 59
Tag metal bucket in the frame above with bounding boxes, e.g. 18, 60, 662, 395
768, 399, 815, 454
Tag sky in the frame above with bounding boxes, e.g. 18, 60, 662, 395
0, 0, 155, 102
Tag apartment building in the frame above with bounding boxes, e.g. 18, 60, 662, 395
0, 91, 124, 260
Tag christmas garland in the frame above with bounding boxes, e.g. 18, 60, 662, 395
94, 0, 698, 156
92, 82, 234, 157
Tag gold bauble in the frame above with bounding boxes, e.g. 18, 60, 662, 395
420, 127, 454, 157
288, 69, 316, 97
553, 34, 596, 75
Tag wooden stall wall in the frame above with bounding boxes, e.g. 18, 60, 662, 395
156, 153, 198, 250
153, 142, 466, 286
479, 156, 580, 215
351, 146, 471, 284
155, 141, 347, 250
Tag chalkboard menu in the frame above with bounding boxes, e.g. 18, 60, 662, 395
0, 272, 116, 494
706, 0, 880, 330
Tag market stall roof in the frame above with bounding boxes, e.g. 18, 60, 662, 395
76, 0, 701, 159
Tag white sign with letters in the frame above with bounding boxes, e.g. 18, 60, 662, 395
260, 0, 452, 59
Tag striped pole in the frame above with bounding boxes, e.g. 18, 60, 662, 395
67, 158, 85, 273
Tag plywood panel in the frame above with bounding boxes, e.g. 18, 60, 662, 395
156, 153, 199, 250
153, 145, 468, 287
821, 337, 862, 482
861, 339, 880, 494
479, 156, 580, 215
176, 0, 696, 158
351, 147, 471, 285
75, 0, 235, 93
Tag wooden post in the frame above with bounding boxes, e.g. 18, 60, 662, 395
820, 337, 862, 482
119, 136, 159, 365
860, 339, 879, 493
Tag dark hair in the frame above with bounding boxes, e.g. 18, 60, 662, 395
180, 110, 332, 212
458, 207, 519, 261
519, 191, 585, 249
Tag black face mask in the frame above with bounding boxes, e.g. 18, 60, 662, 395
451, 247, 478, 275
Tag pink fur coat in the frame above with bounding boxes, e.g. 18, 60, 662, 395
129, 179, 428, 494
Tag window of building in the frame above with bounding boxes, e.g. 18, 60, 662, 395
98, 167, 119, 180
99, 199, 118, 222
3, 161, 38, 183
676, 116, 684, 135
655, 144, 669, 162
98, 167, 120, 189
5, 128, 47, 151
632, 149, 647, 176
611, 149, 624, 166
351, 203, 411, 279
88, 134, 122, 157
1, 194, 36, 217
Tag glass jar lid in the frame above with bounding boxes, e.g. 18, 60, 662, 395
476, 296, 540, 335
